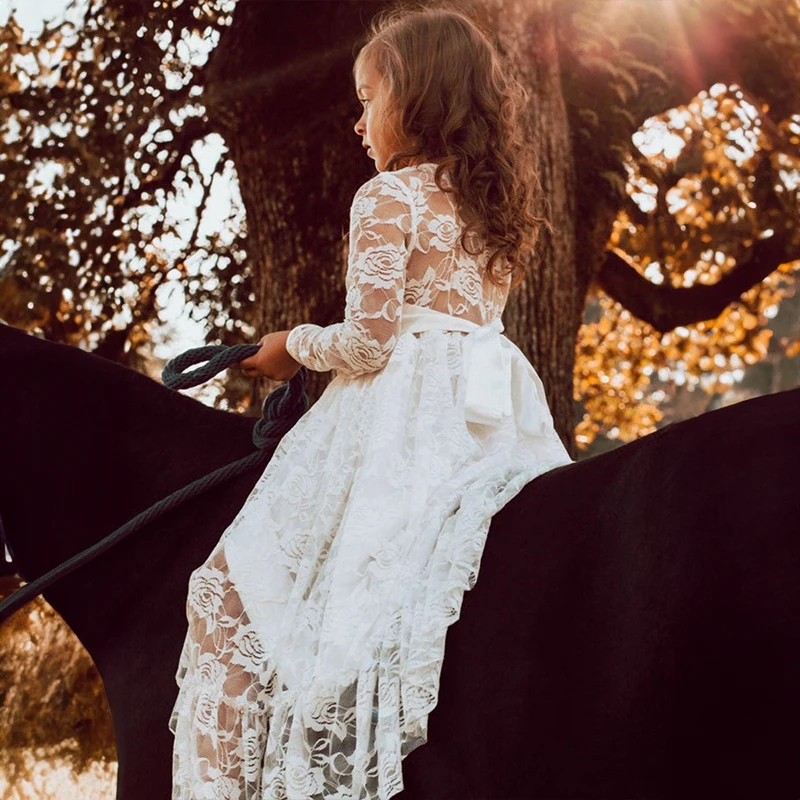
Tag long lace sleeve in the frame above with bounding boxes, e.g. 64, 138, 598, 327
285, 171, 418, 377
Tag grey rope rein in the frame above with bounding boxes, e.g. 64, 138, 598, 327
0, 345, 309, 624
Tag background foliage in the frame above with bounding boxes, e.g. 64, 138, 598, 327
575, 80, 800, 447
0, 579, 116, 796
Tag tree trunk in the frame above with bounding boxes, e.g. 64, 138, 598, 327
484, 0, 580, 453
207, 0, 581, 450
204, 0, 393, 403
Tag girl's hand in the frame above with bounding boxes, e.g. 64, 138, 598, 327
238, 331, 302, 381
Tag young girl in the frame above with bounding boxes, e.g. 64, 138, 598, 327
169, 5, 573, 799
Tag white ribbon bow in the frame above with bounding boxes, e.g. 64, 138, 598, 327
461, 318, 513, 426
399, 305, 513, 428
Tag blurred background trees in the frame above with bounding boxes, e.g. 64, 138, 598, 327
575, 74, 800, 450
0, 0, 797, 794
0, 578, 116, 798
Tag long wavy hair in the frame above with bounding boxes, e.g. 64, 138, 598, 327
352, 2, 550, 287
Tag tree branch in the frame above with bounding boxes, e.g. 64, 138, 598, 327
183, 158, 214, 251
596, 232, 800, 332
118, 117, 209, 211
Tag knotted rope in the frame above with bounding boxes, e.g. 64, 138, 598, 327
0, 345, 309, 624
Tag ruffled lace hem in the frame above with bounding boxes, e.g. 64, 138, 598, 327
171, 454, 570, 800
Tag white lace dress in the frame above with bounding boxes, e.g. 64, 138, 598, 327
169, 162, 573, 800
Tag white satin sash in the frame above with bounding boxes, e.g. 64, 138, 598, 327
399, 304, 513, 427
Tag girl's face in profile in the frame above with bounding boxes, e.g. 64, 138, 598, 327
354, 59, 416, 172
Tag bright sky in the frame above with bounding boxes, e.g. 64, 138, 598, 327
0, 0, 73, 35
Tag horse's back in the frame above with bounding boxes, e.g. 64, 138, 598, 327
405, 387, 800, 798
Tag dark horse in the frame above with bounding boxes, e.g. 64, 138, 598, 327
1, 322, 799, 799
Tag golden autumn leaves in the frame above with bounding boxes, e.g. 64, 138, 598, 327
575, 83, 800, 449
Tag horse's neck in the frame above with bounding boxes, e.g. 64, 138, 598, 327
0, 325, 255, 585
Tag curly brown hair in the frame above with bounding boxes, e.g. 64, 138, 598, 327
352, 1, 550, 287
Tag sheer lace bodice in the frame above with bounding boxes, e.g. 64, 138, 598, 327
286, 163, 510, 376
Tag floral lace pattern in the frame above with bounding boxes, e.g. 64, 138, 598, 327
285, 164, 510, 376
170, 164, 573, 799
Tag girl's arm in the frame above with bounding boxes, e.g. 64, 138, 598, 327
284, 171, 418, 378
